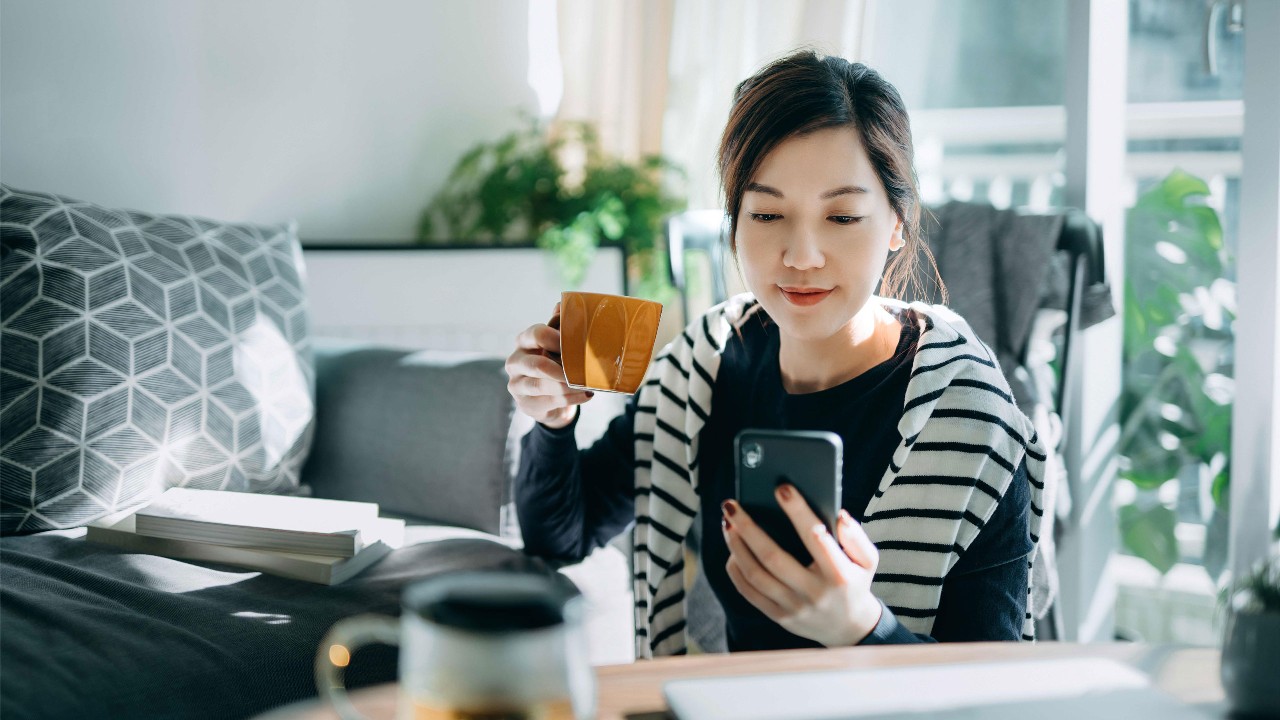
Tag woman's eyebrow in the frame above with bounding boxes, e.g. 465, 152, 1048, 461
745, 182, 870, 199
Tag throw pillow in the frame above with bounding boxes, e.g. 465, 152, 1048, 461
0, 185, 315, 534
301, 344, 514, 535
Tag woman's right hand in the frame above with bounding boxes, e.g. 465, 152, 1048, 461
506, 302, 594, 430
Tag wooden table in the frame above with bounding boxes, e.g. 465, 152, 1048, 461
259, 642, 1226, 720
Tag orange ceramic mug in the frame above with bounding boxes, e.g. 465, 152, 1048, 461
556, 292, 662, 395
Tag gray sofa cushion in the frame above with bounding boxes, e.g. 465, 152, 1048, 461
302, 344, 514, 534
0, 185, 315, 535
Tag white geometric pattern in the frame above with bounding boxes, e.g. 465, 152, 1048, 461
0, 185, 314, 534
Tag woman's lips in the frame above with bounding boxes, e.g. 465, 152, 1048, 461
780, 287, 833, 306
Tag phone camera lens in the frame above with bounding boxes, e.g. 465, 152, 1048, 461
742, 443, 763, 469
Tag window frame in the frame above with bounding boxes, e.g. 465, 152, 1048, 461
1227, 0, 1280, 580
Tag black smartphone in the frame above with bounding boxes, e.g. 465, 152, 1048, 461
733, 429, 843, 566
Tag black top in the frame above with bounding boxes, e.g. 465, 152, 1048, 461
516, 309, 1033, 648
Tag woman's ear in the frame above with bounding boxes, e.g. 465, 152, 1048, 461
889, 216, 906, 252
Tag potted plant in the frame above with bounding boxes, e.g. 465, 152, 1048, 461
418, 113, 687, 301
1118, 169, 1235, 580
1220, 553, 1280, 716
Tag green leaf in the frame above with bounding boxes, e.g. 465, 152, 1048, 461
1187, 205, 1224, 253
1119, 503, 1180, 574
1118, 374, 1189, 486
1120, 167, 1236, 519
1210, 470, 1229, 508
595, 195, 627, 240
1188, 399, 1232, 461
421, 112, 686, 289
1120, 464, 1180, 490
536, 214, 598, 288
1157, 168, 1211, 208
1223, 554, 1280, 613
453, 144, 488, 179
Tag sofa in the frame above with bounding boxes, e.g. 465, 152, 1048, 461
0, 186, 633, 720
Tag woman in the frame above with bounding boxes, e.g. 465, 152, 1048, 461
506, 50, 1046, 659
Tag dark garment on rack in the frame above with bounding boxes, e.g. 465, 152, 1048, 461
920, 201, 1116, 407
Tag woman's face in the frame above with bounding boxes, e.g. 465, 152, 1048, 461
735, 125, 904, 343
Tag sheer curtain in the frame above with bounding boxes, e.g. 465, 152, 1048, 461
553, 0, 874, 205
661, 0, 876, 210
552, 0, 675, 162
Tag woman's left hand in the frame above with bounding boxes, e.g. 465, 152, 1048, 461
721, 484, 883, 647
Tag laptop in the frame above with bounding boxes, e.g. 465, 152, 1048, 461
663, 657, 1213, 719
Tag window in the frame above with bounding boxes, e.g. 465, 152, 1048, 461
1112, 0, 1243, 645
867, 0, 1249, 645
870, 0, 1067, 210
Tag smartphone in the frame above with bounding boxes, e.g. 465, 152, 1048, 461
734, 429, 843, 566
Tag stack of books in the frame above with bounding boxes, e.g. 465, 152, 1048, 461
86, 488, 406, 585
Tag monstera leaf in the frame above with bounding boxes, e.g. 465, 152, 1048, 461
1119, 169, 1235, 576
1119, 503, 1180, 575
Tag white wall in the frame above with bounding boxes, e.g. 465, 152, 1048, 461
0, 0, 539, 241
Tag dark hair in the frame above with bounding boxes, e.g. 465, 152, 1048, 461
717, 49, 945, 303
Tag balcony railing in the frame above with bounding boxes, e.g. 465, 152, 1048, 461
911, 100, 1243, 213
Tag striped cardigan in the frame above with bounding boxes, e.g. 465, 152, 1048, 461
630, 293, 1049, 658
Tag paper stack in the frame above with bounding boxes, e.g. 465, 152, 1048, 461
86, 488, 405, 585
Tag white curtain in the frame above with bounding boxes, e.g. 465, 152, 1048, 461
552, 0, 875, 205
661, 0, 877, 210
553, 0, 675, 162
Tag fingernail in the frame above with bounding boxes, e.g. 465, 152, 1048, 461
840, 509, 853, 522
777, 484, 793, 501
721, 516, 732, 531
585, 391, 595, 397
721, 500, 736, 517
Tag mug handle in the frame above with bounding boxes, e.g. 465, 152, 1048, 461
315, 614, 401, 720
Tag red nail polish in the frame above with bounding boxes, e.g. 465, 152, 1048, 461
722, 516, 732, 531
778, 484, 793, 501
721, 500, 736, 517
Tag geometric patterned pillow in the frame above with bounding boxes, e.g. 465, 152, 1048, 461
0, 185, 315, 535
